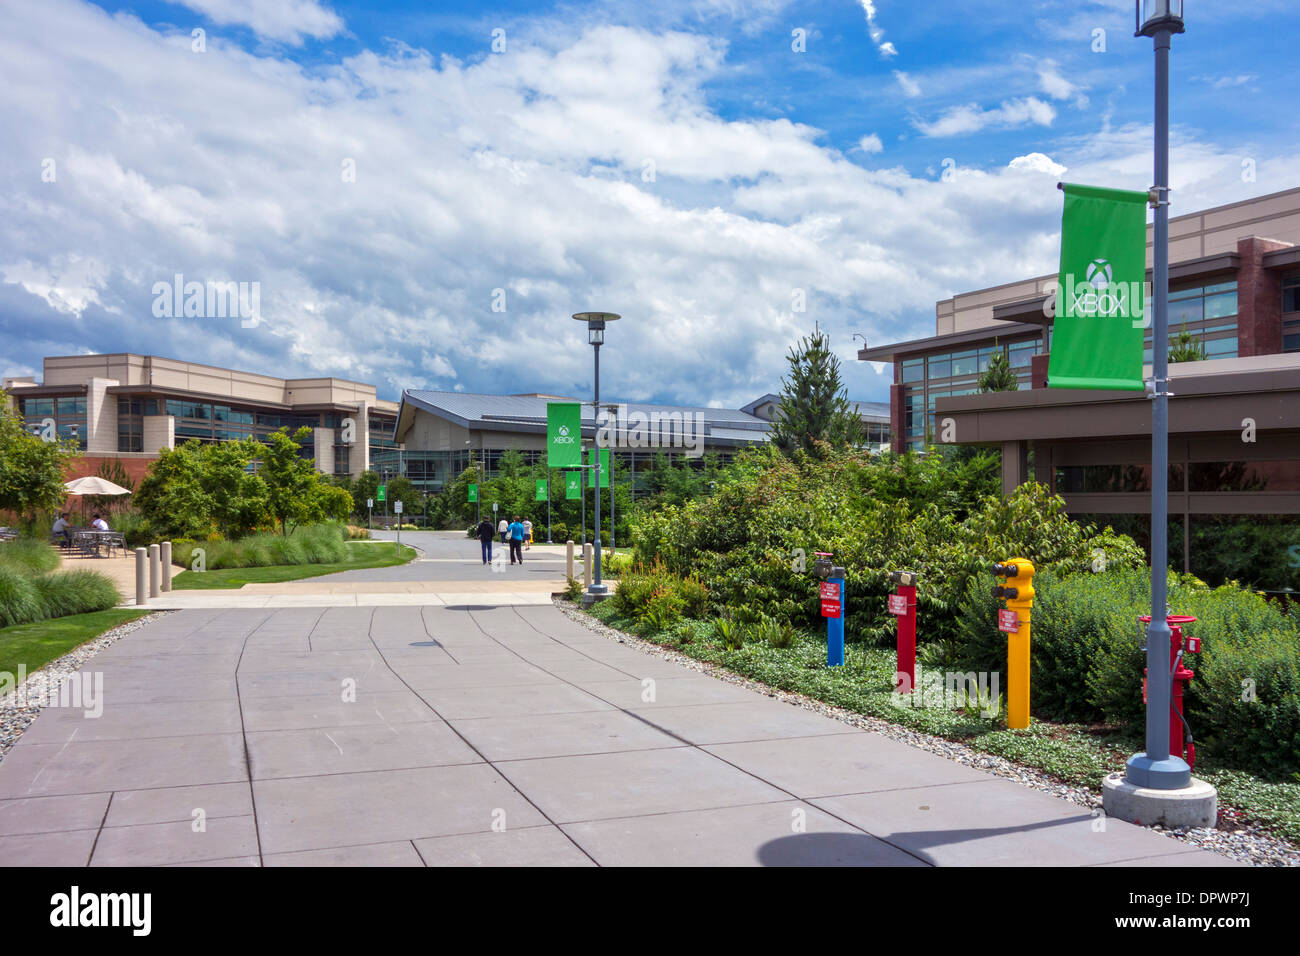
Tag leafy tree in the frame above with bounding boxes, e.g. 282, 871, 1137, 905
0, 389, 78, 528
351, 470, 379, 517
260, 427, 326, 535
199, 438, 269, 537
1169, 326, 1207, 363
770, 331, 864, 455
134, 442, 211, 539
977, 342, 1020, 392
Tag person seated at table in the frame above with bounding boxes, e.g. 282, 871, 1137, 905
91, 513, 109, 531
52, 512, 72, 546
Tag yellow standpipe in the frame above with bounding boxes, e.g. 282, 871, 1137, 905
993, 558, 1035, 730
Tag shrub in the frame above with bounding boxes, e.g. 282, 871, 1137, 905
550, 522, 569, 543
171, 524, 348, 570
0, 540, 60, 576
1193, 628, 1300, 776
0, 566, 43, 627
29, 569, 119, 619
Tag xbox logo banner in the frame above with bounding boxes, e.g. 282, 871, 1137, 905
1047, 182, 1149, 392
546, 402, 582, 468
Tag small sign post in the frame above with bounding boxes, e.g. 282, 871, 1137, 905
366, 498, 373, 532
888, 571, 918, 695
394, 500, 403, 547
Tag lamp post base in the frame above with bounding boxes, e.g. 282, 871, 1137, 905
1123, 751, 1191, 789
1102, 771, 1216, 829
581, 585, 610, 608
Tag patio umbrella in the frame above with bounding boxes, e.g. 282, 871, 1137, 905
64, 476, 132, 496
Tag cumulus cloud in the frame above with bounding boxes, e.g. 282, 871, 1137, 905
0, 0, 1295, 407
173, 0, 344, 44
913, 96, 1057, 137
858, 133, 883, 154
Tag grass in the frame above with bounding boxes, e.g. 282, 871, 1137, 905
585, 601, 1300, 845
0, 608, 151, 679
171, 541, 417, 589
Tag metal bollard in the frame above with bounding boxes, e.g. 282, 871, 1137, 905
160, 541, 172, 592
135, 548, 148, 606
583, 543, 593, 589
148, 544, 161, 598
566, 540, 575, 581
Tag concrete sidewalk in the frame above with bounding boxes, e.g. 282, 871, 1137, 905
0, 605, 1234, 866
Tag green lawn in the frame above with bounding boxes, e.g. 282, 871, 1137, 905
0, 608, 151, 679
171, 541, 417, 590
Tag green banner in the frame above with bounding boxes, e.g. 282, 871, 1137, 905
467, 483, 477, 503
547, 402, 582, 467
1048, 183, 1149, 391
535, 478, 547, 501
587, 447, 610, 488
376, 484, 386, 502
565, 471, 581, 499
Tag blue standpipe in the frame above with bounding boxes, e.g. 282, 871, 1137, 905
827, 570, 845, 667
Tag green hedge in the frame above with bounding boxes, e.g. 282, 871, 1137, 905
170, 524, 348, 570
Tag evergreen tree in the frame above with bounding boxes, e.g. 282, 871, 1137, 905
770, 331, 863, 455
977, 342, 1020, 392
1169, 326, 1207, 363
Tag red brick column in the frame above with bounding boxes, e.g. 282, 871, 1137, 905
890, 382, 905, 453
1236, 236, 1290, 357
1031, 353, 1050, 389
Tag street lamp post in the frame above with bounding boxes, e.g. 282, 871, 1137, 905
1127, 0, 1190, 793
573, 312, 620, 601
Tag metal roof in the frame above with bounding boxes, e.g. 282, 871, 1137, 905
395, 389, 773, 443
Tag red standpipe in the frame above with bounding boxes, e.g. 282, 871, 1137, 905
896, 584, 917, 694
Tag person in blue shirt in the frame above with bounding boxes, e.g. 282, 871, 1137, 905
508, 516, 526, 564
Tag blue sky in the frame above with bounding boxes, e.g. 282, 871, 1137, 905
2, 0, 1297, 406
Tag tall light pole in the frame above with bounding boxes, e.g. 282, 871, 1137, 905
1127, 0, 1189, 793
573, 311, 619, 601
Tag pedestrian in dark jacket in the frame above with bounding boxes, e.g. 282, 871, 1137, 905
477, 518, 495, 565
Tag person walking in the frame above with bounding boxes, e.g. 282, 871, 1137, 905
508, 515, 525, 565
476, 516, 495, 565
498, 516, 508, 544
522, 518, 533, 550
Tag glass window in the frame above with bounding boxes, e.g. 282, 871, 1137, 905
926, 354, 951, 379
1203, 292, 1237, 319
1169, 297, 1203, 326
901, 359, 923, 383
28, 398, 54, 417
950, 350, 977, 376
1283, 279, 1300, 313
1204, 337, 1237, 357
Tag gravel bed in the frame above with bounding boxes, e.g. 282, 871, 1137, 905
555, 598, 1299, 867
0, 612, 171, 765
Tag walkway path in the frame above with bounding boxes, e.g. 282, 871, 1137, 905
0, 603, 1234, 866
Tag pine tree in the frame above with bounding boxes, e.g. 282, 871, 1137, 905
770, 331, 863, 455
977, 341, 1020, 393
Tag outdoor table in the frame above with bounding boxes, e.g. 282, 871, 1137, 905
72, 529, 118, 557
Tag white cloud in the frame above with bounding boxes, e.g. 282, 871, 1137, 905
913, 96, 1057, 137
1036, 58, 1089, 108
858, 133, 883, 154
0, 1, 1296, 409
173, 0, 344, 45
893, 69, 921, 97
857, 1, 898, 58
1008, 152, 1067, 177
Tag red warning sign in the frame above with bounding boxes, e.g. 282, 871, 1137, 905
998, 609, 1020, 633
